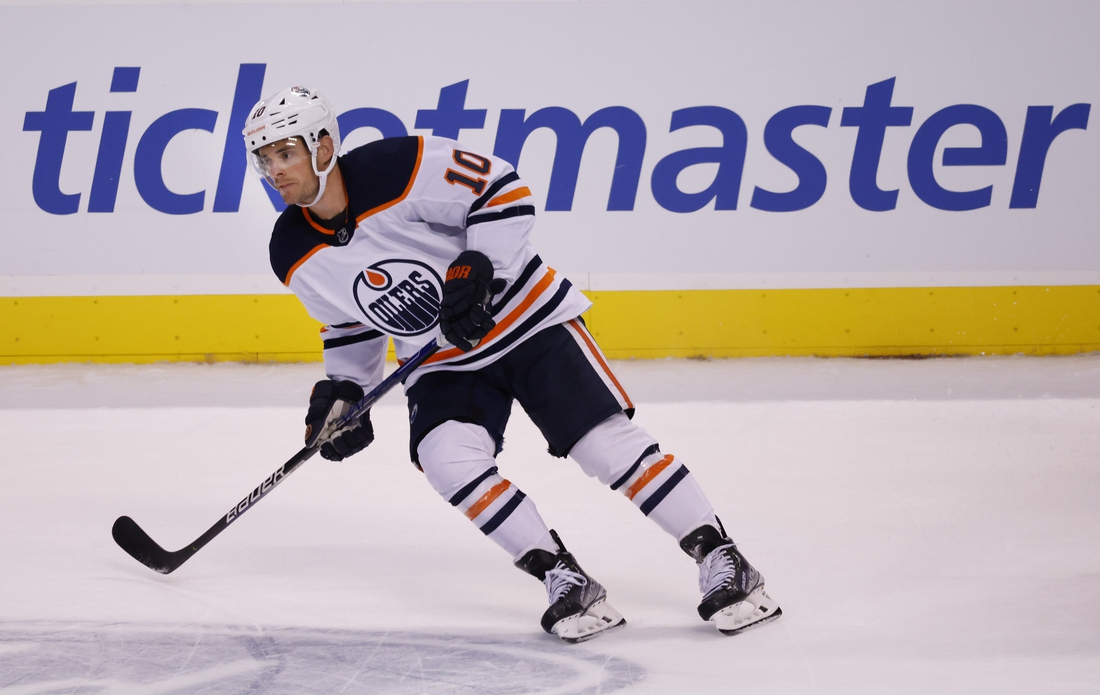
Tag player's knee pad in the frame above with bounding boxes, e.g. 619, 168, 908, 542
568, 412, 661, 486
418, 420, 555, 560
570, 412, 718, 538
416, 420, 498, 500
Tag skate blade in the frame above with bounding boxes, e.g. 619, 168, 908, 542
551, 599, 626, 643
712, 587, 782, 636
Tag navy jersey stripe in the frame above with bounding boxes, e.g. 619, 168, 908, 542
469, 171, 520, 215
467, 205, 535, 228
449, 467, 500, 506
489, 255, 542, 318
479, 490, 527, 535
323, 330, 384, 350
447, 280, 572, 367
640, 465, 690, 516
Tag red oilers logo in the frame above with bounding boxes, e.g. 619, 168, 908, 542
352, 260, 443, 336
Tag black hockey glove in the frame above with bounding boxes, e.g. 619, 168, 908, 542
304, 379, 375, 461
439, 250, 506, 352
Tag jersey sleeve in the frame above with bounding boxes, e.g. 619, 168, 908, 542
320, 321, 388, 390
406, 137, 536, 284
286, 273, 388, 392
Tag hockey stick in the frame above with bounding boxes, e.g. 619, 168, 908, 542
112, 338, 441, 574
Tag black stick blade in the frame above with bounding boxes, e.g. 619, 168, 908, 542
112, 516, 187, 574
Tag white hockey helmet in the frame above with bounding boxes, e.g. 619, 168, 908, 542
242, 85, 342, 207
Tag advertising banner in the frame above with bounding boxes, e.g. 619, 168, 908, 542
4, 0, 1097, 296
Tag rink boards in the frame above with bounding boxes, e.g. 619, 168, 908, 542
2, 1, 1098, 362
3, 285, 1098, 364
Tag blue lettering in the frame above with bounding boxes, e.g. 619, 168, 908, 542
495, 106, 646, 211
22, 82, 95, 215
1009, 104, 1091, 208
907, 105, 1007, 211
750, 105, 831, 212
651, 106, 747, 213
110, 67, 140, 93
840, 78, 914, 211
88, 67, 141, 213
414, 80, 485, 140
134, 108, 217, 215
88, 112, 132, 213
213, 63, 274, 212
19, 73, 1094, 217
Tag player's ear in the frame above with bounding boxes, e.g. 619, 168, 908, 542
316, 134, 336, 169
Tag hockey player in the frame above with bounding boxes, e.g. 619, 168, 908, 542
243, 86, 782, 642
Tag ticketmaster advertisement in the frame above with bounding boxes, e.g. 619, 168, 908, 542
2, 0, 1098, 298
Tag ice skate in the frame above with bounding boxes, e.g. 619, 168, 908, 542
681, 525, 782, 635
516, 531, 626, 643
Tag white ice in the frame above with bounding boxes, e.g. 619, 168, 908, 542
1, 355, 1098, 693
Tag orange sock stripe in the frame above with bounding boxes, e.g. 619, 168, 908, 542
567, 319, 634, 410
625, 455, 674, 500
465, 479, 512, 519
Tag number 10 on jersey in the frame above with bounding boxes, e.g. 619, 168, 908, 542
445, 150, 492, 196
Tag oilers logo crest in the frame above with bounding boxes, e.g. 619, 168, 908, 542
352, 260, 443, 336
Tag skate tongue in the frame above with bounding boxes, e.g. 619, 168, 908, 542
544, 566, 587, 603
699, 543, 739, 597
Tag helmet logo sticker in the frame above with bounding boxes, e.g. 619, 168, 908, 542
352, 260, 443, 336
252, 106, 265, 120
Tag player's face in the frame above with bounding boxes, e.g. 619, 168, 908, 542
253, 138, 319, 206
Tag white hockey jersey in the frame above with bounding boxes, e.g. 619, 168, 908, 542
269, 135, 591, 391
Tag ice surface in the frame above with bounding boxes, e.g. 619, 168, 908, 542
1, 355, 1098, 693
0, 625, 640, 694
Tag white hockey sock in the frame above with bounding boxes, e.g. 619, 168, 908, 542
450, 470, 557, 561
570, 413, 720, 541
418, 421, 557, 561
618, 456, 719, 541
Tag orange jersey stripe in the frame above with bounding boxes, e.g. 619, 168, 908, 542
486, 186, 532, 208
284, 243, 329, 286
465, 479, 512, 519
626, 455, 674, 501
302, 184, 350, 234
426, 268, 558, 364
357, 136, 425, 223
566, 319, 634, 410
302, 211, 335, 235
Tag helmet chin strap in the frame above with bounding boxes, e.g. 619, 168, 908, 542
300, 147, 337, 209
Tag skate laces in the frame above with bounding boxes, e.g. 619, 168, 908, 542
544, 563, 588, 604
698, 543, 739, 599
